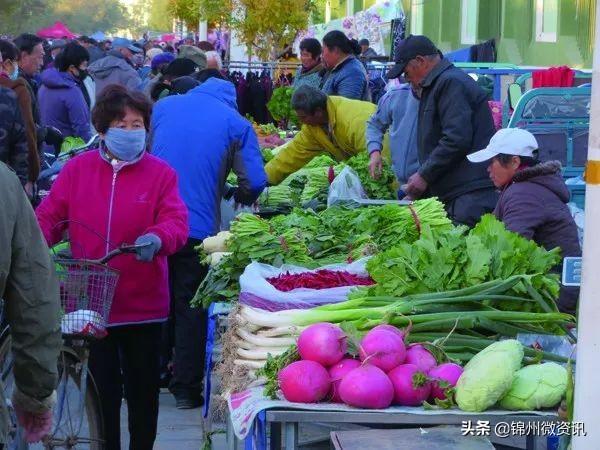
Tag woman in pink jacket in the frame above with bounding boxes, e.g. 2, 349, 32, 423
36, 85, 188, 450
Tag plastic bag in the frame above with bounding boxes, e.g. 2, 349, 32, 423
327, 166, 367, 207
219, 198, 256, 231
239, 258, 370, 311
517, 333, 576, 365
567, 202, 584, 247
61, 309, 107, 338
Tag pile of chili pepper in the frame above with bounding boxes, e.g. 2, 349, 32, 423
267, 269, 375, 292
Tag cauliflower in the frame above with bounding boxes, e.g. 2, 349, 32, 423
499, 362, 567, 410
455, 339, 524, 412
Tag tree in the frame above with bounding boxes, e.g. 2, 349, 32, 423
232, 0, 315, 59
148, 0, 173, 31
0, 0, 132, 36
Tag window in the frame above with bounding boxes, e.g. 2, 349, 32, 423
410, 0, 424, 35
536, 0, 558, 42
461, 0, 478, 44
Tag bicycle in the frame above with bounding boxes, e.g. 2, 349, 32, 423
0, 243, 148, 449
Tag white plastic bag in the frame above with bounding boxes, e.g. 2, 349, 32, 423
239, 258, 370, 311
567, 202, 585, 247
327, 166, 367, 207
61, 309, 106, 338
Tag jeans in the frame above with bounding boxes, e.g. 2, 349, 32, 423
89, 323, 162, 450
167, 238, 208, 401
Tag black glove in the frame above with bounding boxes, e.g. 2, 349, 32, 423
44, 126, 64, 157
224, 183, 237, 201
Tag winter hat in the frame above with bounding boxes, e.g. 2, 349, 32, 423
151, 52, 175, 71
164, 58, 199, 78
177, 45, 207, 70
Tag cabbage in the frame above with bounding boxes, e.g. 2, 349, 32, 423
499, 362, 567, 410
455, 339, 524, 412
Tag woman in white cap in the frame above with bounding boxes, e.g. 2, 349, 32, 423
468, 127, 581, 314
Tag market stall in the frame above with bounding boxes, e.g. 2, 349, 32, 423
198, 141, 575, 450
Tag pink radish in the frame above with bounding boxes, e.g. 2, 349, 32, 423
339, 364, 394, 409
371, 324, 406, 340
328, 358, 361, 403
428, 363, 464, 401
359, 327, 406, 372
387, 364, 431, 406
405, 344, 437, 373
297, 323, 347, 367
278, 360, 331, 403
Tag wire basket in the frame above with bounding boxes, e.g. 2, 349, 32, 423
54, 259, 119, 338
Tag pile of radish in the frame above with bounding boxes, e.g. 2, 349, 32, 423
278, 322, 464, 409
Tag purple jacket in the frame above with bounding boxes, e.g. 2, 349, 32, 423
38, 68, 92, 147
494, 161, 581, 313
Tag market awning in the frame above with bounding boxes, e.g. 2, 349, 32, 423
37, 22, 76, 39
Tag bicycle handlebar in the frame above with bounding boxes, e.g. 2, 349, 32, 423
97, 243, 152, 265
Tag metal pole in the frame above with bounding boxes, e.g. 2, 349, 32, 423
572, 1, 600, 448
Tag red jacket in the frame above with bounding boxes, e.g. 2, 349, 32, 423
36, 149, 189, 325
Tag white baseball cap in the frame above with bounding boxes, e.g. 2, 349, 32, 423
467, 128, 539, 163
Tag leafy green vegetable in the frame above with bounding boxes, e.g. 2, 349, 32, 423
455, 339, 524, 412
355, 215, 561, 312
499, 362, 567, 410
60, 136, 85, 154
343, 152, 397, 199
267, 86, 298, 128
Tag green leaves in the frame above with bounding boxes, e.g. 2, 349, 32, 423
343, 152, 397, 199
360, 215, 561, 314
267, 87, 299, 129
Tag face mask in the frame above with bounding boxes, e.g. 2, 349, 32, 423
104, 128, 146, 161
9, 63, 19, 81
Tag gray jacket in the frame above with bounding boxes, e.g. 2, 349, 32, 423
0, 162, 62, 443
88, 51, 142, 98
366, 84, 419, 184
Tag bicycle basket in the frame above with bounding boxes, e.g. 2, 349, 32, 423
54, 259, 119, 338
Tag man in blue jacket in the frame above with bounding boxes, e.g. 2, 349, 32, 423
151, 77, 267, 409
366, 84, 419, 186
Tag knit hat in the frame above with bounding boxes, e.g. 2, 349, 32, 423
151, 52, 175, 71
164, 58, 199, 78
177, 45, 207, 70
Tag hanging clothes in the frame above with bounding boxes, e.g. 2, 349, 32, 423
532, 66, 575, 88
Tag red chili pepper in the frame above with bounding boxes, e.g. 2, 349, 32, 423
267, 269, 374, 292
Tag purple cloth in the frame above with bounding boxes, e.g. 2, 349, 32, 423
38, 68, 92, 148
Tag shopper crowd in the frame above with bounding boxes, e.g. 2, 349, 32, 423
0, 30, 580, 450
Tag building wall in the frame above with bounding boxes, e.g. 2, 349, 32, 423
398, 0, 595, 68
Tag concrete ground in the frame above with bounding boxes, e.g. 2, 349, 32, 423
120, 390, 206, 450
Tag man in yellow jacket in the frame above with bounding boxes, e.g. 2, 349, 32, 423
265, 85, 389, 185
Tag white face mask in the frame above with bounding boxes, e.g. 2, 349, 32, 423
9, 62, 19, 81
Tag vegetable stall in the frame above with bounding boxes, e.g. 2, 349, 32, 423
198, 151, 575, 449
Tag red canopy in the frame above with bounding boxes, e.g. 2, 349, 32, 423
37, 22, 76, 39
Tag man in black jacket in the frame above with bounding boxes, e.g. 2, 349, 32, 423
387, 35, 497, 226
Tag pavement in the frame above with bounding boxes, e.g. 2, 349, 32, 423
120, 390, 206, 450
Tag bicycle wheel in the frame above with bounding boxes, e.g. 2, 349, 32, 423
0, 333, 104, 449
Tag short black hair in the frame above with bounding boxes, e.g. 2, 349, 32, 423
299, 38, 322, 59
92, 84, 153, 133
496, 153, 539, 167
0, 39, 19, 62
13, 33, 44, 55
359, 38, 370, 46
55, 43, 90, 72
322, 30, 361, 56
291, 85, 327, 114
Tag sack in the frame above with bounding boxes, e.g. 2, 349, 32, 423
327, 166, 367, 207
239, 259, 370, 311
